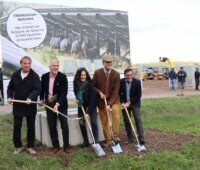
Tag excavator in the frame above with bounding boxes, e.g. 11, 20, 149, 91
159, 57, 175, 79
159, 57, 175, 68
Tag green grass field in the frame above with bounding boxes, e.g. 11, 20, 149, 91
0, 96, 200, 170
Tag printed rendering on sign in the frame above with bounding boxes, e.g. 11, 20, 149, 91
0, 1, 131, 76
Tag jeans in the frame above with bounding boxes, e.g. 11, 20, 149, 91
169, 79, 176, 90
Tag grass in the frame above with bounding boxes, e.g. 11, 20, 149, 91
0, 95, 200, 170
142, 96, 200, 134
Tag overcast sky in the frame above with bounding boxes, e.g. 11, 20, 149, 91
5, 0, 200, 63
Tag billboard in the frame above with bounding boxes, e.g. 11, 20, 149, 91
0, 1, 131, 102
0, 1, 131, 75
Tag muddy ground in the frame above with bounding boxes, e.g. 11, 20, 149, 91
30, 129, 200, 164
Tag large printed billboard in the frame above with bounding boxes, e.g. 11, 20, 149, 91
0, 1, 131, 102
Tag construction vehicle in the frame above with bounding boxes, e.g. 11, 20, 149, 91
145, 67, 165, 80
159, 57, 176, 79
145, 67, 154, 80
162, 67, 169, 79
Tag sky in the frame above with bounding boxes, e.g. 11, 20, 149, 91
3, 0, 200, 63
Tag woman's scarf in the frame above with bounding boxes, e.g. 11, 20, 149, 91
76, 81, 88, 107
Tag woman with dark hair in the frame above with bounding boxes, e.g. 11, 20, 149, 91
73, 68, 98, 147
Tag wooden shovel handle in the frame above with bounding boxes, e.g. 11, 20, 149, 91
81, 106, 96, 144
124, 106, 140, 145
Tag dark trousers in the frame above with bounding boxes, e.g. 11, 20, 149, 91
78, 107, 98, 143
195, 78, 199, 90
46, 109, 69, 148
122, 106, 145, 145
13, 114, 36, 148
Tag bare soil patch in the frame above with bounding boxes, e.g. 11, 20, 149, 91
142, 79, 199, 99
30, 129, 200, 163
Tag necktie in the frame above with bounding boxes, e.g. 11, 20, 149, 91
105, 72, 110, 98
106, 72, 109, 77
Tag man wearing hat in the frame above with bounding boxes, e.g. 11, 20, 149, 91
93, 55, 120, 147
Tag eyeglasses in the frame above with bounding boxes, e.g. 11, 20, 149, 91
125, 74, 133, 76
103, 61, 112, 64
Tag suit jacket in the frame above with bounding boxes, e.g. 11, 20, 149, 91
119, 78, 141, 108
93, 68, 120, 109
7, 69, 41, 116
40, 71, 68, 112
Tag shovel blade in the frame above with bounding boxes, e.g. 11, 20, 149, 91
92, 143, 106, 157
135, 144, 146, 152
111, 143, 123, 153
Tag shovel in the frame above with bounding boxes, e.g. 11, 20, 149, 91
124, 106, 146, 152
104, 98, 123, 154
10, 99, 81, 120
81, 106, 105, 157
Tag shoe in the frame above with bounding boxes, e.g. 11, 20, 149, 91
13, 148, 23, 154
124, 139, 133, 145
52, 147, 60, 154
63, 146, 73, 153
27, 148, 37, 155
114, 137, 121, 143
79, 142, 90, 148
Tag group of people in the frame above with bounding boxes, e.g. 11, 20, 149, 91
169, 66, 200, 96
7, 55, 145, 155
169, 67, 187, 96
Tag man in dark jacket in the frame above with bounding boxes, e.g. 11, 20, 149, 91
194, 68, 200, 90
169, 68, 177, 90
40, 59, 69, 154
177, 67, 187, 96
119, 68, 145, 147
7, 56, 41, 154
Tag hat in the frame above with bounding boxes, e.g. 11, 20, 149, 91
102, 55, 114, 62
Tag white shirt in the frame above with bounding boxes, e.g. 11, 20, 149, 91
21, 71, 29, 80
